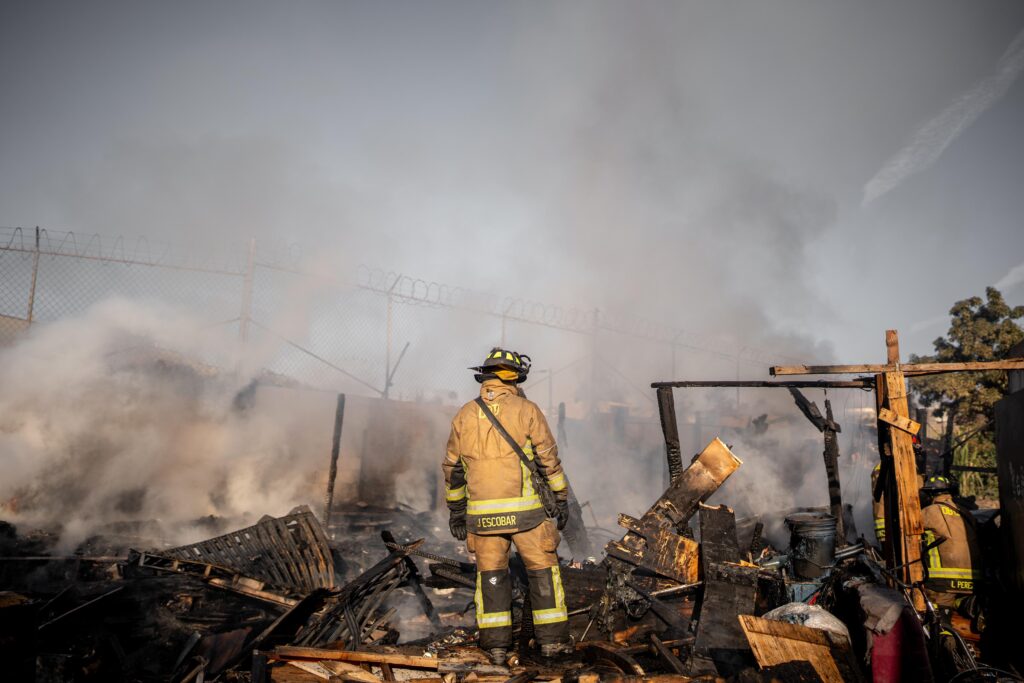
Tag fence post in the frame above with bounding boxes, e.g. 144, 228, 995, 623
384, 275, 401, 399
385, 295, 392, 399
239, 237, 256, 342
590, 308, 600, 415
26, 227, 40, 324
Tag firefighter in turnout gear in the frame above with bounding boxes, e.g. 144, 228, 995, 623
920, 476, 982, 610
871, 436, 926, 545
443, 349, 572, 665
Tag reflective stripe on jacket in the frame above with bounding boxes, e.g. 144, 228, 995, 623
443, 379, 566, 535
922, 494, 981, 594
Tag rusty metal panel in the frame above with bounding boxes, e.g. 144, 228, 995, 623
161, 507, 335, 594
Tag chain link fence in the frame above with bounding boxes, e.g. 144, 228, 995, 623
1, 226, 799, 415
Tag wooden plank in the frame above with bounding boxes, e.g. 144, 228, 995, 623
883, 370, 925, 609
608, 516, 699, 583
643, 437, 742, 530
698, 503, 740, 566
288, 660, 382, 682
272, 647, 440, 670
606, 438, 740, 582
739, 615, 864, 683
651, 380, 873, 389
770, 358, 1024, 376
877, 407, 921, 436
650, 634, 687, 675
886, 329, 900, 365
687, 564, 758, 676
267, 663, 327, 682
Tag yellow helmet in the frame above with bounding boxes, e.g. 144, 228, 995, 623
469, 347, 532, 384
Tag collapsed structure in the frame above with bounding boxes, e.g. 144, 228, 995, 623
2, 330, 1024, 682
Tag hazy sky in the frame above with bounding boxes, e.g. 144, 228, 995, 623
3, 1, 1023, 366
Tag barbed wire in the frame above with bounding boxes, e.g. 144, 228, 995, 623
0, 226, 248, 275
354, 266, 803, 364
1, 227, 808, 368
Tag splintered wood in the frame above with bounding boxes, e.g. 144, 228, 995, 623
606, 438, 741, 582
877, 407, 921, 436
739, 615, 865, 683
877, 333, 925, 608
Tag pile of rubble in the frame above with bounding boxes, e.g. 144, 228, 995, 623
0, 439, 957, 682
5, 338, 1024, 682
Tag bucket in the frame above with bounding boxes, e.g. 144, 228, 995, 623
786, 512, 837, 579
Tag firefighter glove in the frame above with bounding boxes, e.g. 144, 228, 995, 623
555, 497, 569, 531
449, 508, 468, 541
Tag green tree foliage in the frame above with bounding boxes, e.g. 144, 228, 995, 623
910, 287, 1023, 499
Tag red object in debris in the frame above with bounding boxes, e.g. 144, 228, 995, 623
871, 609, 934, 682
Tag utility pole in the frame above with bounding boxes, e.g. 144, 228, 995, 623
26, 227, 40, 325
239, 237, 256, 342
547, 368, 554, 418
384, 275, 401, 399
590, 308, 600, 416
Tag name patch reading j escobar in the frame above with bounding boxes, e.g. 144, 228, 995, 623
479, 514, 517, 528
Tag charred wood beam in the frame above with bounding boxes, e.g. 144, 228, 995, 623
650, 633, 687, 675
323, 393, 346, 532
789, 388, 846, 546
771, 358, 1024, 376
656, 386, 683, 484
651, 380, 873, 389
380, 531, 441, 630
293, 546, 412, 649
382, 541, 475, 573
126, 550, 302, 606
688, 505, 759, 677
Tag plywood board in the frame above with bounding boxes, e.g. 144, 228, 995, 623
739, 615, 864, 683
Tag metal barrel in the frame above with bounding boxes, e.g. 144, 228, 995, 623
785, 512, 837, 579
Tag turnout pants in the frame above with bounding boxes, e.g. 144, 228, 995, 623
468, 520, 569, 650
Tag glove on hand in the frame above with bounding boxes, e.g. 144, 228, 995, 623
449, 508, 468, 541
555, 495, 569, 531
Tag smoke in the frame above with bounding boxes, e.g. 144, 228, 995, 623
0, 298, 328, 551
7, 2, 988, 554
863, 26, 1024, 205
995, 259, 1024, 293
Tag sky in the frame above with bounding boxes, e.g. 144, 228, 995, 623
2, 0, 1024, 366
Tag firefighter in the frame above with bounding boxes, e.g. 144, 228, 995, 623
871, 436, 926, 544
443, 348, 572, 665
920, 475, 982, 610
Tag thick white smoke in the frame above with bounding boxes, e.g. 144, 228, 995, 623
0, 298, 327, 551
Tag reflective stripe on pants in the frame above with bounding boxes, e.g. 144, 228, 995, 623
469, 521, 567, 649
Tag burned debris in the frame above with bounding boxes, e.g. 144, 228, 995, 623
3, 330, 1024, 681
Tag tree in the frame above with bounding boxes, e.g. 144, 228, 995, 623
910, 287, 1023, 498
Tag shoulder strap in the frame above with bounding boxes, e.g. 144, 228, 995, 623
474, 397, 537, 473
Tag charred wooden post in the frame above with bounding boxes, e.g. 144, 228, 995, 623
879, 332, 925, 609
323, 392, 346, 534
656, 386, 683, 484
788, 387, 846, 546
687, 504, 758, 677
